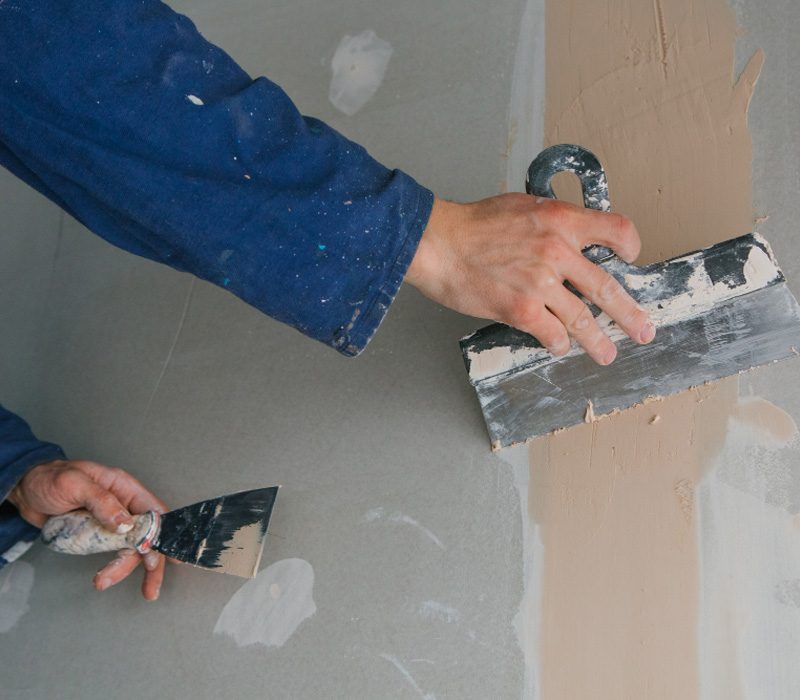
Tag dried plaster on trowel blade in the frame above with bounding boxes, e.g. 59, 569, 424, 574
503, 0, 767, 697
214, 558, 316, 648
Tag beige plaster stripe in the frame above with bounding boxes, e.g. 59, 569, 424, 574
531, 0, 763, 697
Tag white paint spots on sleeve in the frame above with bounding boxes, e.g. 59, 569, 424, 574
0, 561, 34, 634
329, 29, 393, 116
214, 558, 316, 648
186, 94, 204, 106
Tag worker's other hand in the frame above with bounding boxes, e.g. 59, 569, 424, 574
7, 459, 168, 601
405, 194, 655, 365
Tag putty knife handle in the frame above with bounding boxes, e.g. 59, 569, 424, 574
41, 510, 160, 556
525, 144, 615, 264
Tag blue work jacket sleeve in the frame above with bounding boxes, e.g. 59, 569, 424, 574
0, 405, 65, 569
0, 1, 434, 356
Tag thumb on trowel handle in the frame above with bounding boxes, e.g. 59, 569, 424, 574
41, 509, 160, 556
526, 143, 615, 264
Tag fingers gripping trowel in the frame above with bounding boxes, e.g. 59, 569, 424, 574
461, 144, 800, 450
41, 487, 279, 578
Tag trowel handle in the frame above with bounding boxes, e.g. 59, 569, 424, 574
525, 144, 615, 264
41, 509, 160, 556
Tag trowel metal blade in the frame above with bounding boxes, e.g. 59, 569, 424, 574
153, 487, 279, 578
461, 233, 800, 450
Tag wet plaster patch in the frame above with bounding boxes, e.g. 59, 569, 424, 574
528, 382, 736, 698
214, 558, 315, 649
0, 561, 34, 634
329, 29, 392, 116
504, 0, 766, 695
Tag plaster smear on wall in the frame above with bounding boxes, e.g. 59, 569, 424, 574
504, 0, 545, 192
501, 0, 768, 696
0, 561, 34, 634
329, 29, 393, 116
214, 557, 316, 648
698, 398, 800, 699
362, 506, 446, 550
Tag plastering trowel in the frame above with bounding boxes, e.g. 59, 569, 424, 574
41, 486, 279, 578
461, 144, 800, 450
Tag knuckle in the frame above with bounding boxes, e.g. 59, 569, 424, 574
613, 214, 640, 251
624, 306, 651, 335
510, 299, 543, 330
53, 467, 80, 493
507, 192, 533, 209
107, 467, 127, 482
597, 274, 622, 302
617, 213, 636, 236
533, 234, 568, 263
588, 331, 612, 353
538, 197, 570, 221
567, 304, 594, 333
626, 305, 648, 326
528, 264, 560, 293
544, 329, 570, 353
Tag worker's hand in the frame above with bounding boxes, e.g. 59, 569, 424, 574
405, 194, 655, 365
7, 459, 168, 601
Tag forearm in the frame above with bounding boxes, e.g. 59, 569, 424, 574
0, 0, 433, 355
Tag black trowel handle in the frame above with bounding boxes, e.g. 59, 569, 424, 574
525, 144, 615, 264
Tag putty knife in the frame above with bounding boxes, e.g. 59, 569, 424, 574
41, 486, 279, 578
461, 144, 800, 450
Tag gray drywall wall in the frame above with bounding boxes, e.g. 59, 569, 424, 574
0, 1, 525, 698
1, 0, 799, 698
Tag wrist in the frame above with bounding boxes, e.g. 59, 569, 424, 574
6, 458, 66, 511
6, 483, 22, 510
405, 197, 461, 292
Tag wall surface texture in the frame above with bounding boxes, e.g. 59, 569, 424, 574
1, 1, 799, 699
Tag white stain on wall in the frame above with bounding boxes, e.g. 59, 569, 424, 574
379, 653, 437, 700
214, 558, 316, 648
498, 444, 544, 700
0, 561, 34, 634
698, 398, 800, 699
362, 506, 446, 549
418, 600, 462, 624
505, 0, 545, 192
329, 29, 393, 116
